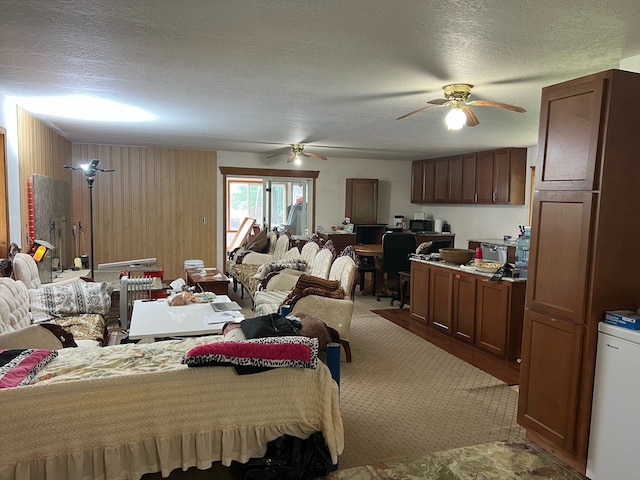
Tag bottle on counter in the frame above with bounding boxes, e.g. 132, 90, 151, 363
515, 226, 531, 278
474, 247, 483, 265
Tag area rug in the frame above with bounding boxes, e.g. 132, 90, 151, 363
336, 297, 525, 469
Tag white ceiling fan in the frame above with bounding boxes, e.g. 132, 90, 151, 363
396, 83, 526, 129
267, 144, 328, 164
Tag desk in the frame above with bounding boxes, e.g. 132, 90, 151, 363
186, 267, 230, 295
354, 244, 383, 296
129, 295, 234, 342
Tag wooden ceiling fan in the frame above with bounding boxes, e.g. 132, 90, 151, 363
267, 144, 328, 163
396, 83, 526, 128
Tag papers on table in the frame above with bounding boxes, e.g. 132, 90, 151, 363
203, 310, 244, 325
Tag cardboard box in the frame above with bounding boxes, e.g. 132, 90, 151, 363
604, 310, 640, 330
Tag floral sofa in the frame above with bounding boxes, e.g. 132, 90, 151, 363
0, 277, 112, 347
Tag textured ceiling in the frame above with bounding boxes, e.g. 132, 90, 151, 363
2, 0, 640, 161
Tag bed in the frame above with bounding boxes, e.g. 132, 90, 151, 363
0, 335, 344, 480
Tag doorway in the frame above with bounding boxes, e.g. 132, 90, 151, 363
219, 166, 319, 257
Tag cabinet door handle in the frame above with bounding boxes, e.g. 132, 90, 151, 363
492, 192, 496, 202
474, 192, 477, 202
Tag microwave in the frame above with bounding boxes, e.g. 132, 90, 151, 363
409, 219, 433, 232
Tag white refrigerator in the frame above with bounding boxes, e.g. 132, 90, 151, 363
586, 322, 640, 479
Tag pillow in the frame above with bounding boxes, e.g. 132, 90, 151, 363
0, 324, 76, 350
29, 282, 113, 323
0, 348, 58, 388
181, 336, 318, 373
281, 275, 341, 306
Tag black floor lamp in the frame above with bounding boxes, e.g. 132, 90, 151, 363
64, 159, 114, 278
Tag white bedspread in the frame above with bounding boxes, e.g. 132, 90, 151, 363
0, 336, 344, 480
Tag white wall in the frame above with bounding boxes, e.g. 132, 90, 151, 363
215, 147, 536, 266
0, 93, 22, 246
216, 151, 413, 265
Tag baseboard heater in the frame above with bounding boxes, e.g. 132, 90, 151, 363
99, 258, 158, 269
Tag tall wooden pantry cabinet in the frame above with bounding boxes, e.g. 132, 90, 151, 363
517, 69, 640, 474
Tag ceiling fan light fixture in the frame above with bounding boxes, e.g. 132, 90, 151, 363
445, 107, 466, 130
294, 153, 302, 165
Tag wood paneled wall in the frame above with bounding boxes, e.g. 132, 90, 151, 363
17, 107, 73, 260
15, 108, 217, 281
72, 144, 217, 280
0, 127, 8, 257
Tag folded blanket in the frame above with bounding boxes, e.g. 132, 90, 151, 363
254, 259, 308, 280
0, 348, 58, 389
181, 336, 318, 374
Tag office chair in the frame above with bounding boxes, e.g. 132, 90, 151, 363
377, 232, 416, 306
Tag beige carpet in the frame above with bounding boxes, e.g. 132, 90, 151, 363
228, 289, 525, 471
337, 295, 525, 469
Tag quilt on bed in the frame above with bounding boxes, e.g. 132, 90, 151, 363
0, 336, 344, 480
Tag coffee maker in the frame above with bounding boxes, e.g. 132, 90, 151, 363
393, 215, 406, 230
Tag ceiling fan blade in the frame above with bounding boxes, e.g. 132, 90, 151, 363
305, 151, 328, 161
267, 152, 282, 159
467, 99, 526, 113
462, 107, 479, 127
287, 154, 295, 163
396, 104, 443, 120
427, 98, 450, 106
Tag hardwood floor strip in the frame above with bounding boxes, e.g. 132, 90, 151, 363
372, 308, 521, 385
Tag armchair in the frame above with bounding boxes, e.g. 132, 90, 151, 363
12, 253, 85, 289
291, 255, 358, 362
253, 247, 334, 315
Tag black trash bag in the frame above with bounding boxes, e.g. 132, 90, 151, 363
241, 432, 332, 480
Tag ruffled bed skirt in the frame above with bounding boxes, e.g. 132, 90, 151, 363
0, 337, 343, 480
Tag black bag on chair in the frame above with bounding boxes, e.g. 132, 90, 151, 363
241, 432, 332, 480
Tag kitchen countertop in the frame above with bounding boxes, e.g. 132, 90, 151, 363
410, 256, 527, 283
468, 238, 517, 247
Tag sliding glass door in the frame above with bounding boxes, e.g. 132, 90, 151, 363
226, 175, 314, 245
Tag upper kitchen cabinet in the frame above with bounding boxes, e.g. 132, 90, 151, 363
461, 153, 477, 203
410, 148, 526, 205
434, 157, 449, 202
410, 161, 424, 203
447, 154, 463, 203
535, 73, 605, 191
345, 178, 378, 224
476, 148, 527, 205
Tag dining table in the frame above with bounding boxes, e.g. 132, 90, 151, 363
354, 244, 383, 296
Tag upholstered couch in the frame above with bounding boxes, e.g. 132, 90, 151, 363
0, 276, 112, 347
230, 235, 320, 301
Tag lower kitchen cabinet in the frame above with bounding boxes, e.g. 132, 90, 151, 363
476, 278, 526, 360
429, 267, 454, 333
453, 272, 476, 343
409, 261, 429, 325
410, 260, 526, 360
